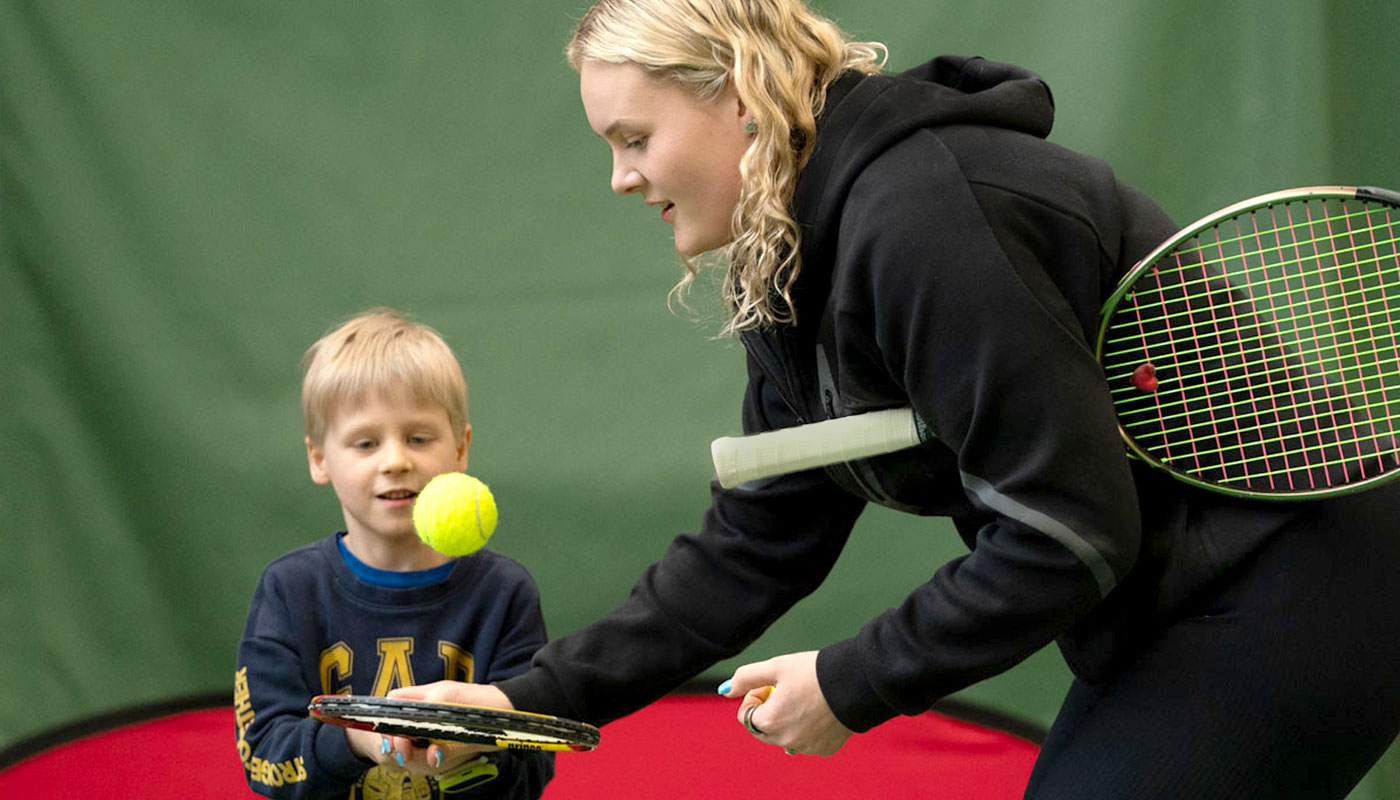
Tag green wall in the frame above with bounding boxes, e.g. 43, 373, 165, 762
4, 1, 1397, 794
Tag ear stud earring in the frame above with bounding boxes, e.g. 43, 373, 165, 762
744, 120, 757, 135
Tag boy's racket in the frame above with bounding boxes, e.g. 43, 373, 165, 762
711, 185, 1400, 500
308, 695, 600, 752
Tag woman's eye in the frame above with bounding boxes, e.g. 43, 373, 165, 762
625, 136, 647, 149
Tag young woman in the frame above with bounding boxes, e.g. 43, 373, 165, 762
390, 2, 1400, 796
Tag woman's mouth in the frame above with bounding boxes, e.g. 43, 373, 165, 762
660, 203, 675, 223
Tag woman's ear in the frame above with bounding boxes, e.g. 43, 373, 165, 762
723, 77, 748, 125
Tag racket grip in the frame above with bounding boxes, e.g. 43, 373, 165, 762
711, 407, 925, 489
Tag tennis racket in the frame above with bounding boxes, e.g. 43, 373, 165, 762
711, 185, 1400, 499
308, 695, 600, 752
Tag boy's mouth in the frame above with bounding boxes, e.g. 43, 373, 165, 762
378, 489, 418, 501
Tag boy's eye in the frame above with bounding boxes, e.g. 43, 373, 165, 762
352, 440, 376, 450
408, 435, 431, 445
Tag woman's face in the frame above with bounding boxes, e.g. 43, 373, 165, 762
579, 60, 751, 257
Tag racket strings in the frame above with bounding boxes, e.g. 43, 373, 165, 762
1119, 424, 1397, 494
1108, 324, 1400, 416
1116, 340, 1399, 486
1102, 265, 1400, 345
1131, 399, 1400, 490
1101, 206, 1400, 337
1174, 434, 1398, 488
1101, 195, 1400, 492
1123, 402, 1395, 465
1105, 309, 1400, 395
1116, 372, 1400, 438
1158, 207, 1393, 277
1107, 269, 1400, 426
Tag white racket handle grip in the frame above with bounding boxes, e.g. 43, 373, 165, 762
711, 407, 924, 489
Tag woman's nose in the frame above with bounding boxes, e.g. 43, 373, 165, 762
611, 161, 642, 195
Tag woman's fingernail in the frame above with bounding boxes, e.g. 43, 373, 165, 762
395, 752, 405, 767
717, 680, 731, 695
380, 737, 390, 754
433, 748, 443, 768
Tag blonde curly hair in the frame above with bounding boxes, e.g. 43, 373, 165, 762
566, 0, 885, 335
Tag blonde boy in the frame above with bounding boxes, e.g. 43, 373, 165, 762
235, 309, 552, 799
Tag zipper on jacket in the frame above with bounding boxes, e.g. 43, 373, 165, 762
742, 329, 806, 423
816, 345, 896, 504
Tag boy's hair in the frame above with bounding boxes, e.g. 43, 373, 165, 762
565, 0, 886, 336
301, 308, 469, 446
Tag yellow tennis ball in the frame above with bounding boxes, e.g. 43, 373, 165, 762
412, 472, 497, 556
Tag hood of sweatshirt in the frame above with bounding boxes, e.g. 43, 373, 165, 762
793, 55, 1056, 277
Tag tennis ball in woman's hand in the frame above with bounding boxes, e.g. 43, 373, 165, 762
413, 472, 497, 556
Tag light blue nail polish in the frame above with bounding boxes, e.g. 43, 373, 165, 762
380, 737, 390, 754
717, 680, 731, 695
433, 749, 443, 768
396, 752, 405, 767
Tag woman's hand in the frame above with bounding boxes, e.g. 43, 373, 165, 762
366, 682, 515, 774
389, 680, 513, 709
718, 651, 854, 756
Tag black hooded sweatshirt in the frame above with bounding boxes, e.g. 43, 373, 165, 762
498, 56, 1302, 733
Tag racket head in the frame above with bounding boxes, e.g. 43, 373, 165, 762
1096, 186, 1400, 499
308, 694, 599, 752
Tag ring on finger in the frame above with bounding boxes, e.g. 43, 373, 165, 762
742, 705, 764, 736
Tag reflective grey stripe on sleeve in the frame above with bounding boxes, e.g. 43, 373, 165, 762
960, 472, 1119, 596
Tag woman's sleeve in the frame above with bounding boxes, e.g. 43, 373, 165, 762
497, 366, 866, 725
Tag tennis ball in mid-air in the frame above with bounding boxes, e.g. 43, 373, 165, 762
413, 472, 497, 556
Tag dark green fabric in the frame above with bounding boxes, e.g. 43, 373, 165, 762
3, 1, 1397, 794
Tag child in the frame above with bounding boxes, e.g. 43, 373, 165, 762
234, 308, 552, 799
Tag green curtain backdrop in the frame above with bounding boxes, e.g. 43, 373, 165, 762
4, 0, 1397, 794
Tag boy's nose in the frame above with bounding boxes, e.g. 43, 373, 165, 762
379, 442, 412, 473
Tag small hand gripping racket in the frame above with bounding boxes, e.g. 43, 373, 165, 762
711, 185, 1400, 500
308, 695, 600, 752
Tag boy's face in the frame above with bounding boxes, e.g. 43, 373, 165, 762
306, 389, 470, 550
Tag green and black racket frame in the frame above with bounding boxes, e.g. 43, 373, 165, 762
1096, 185, 1400, 499
712, 185, 1400, 500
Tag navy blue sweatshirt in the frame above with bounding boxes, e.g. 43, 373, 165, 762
236, 534, 553, 798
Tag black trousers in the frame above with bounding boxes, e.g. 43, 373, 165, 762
1025, 485, 1400, 799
